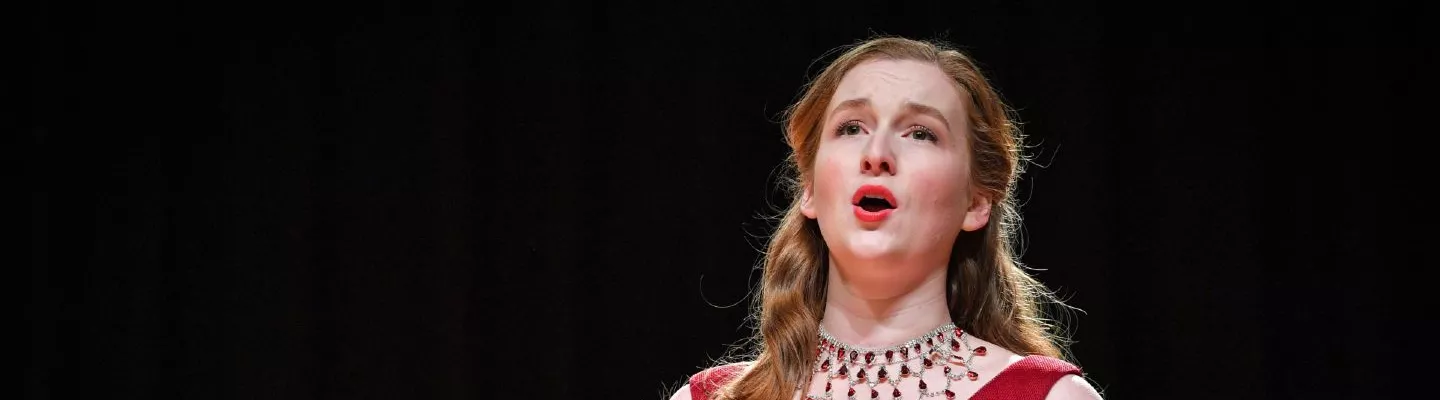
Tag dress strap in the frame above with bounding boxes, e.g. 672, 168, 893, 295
971, 355, 1083, 400
688, 363, 746, 400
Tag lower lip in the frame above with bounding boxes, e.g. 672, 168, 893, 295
853, 205, 893, 222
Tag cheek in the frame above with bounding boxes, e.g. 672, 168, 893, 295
910, 164, 970, 223
812, 152, 848, 212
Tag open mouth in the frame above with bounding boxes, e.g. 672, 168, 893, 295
857, 195, 895, 212
851, 185, 898, 215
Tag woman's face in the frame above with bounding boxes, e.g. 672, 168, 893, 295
801, 58, 991, 296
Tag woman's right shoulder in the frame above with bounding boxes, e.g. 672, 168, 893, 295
671, 363, 749, 400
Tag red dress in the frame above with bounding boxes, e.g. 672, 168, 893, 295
688, 355, 1082, 400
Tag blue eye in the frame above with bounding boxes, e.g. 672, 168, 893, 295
837, 121, 863, 136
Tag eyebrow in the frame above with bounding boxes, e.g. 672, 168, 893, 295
902, 101, 951, 132
831, 98, 872, 116
830, 98, 952, 131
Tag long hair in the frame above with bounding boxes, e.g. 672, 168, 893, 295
709, 36, 1069, 400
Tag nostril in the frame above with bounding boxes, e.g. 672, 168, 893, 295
862, 159, 894, 175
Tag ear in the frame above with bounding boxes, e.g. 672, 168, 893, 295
960, 193, 992, 232
800, 183, 818, 219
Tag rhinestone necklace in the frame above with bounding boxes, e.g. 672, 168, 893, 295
806, 323, 987, 400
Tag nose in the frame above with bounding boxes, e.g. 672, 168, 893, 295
860, 132, 896, 176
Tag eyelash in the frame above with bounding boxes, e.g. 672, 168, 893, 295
908, 126, 938, 142
834, 120, 938, 143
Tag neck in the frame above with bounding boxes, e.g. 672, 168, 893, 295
820, 256, 952, 348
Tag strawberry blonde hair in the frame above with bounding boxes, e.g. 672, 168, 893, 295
708, 36, 1071, 400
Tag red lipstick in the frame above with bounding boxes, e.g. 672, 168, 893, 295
851, 184, 897, 223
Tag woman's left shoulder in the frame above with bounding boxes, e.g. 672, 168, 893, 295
1043, 373, 1103, 400
1000, 354, 1101, 400
961, 337, 1101, 400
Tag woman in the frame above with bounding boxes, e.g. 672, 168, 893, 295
672, 36, 1103, 400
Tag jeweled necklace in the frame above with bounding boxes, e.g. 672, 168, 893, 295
806, 323, 987, 400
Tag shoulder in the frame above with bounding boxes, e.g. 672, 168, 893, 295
1044, 374, 1103, 400
669, 384, 693, 400
672, 363, 748, 400
1009, 355, 1099, 400
964, 336, 1027, 373
1014, 354, 1083, 375
970, 352, 1096, 400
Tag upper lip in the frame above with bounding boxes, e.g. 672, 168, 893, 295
851, 184, 898, 209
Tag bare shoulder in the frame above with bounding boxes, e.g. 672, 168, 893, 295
1044, 375, 1103, 400
961, 335, 1098, 399
962, 335, 1026, 372
670, 384, 693, 400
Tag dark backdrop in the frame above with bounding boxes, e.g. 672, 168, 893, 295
28, 1, 1436, 399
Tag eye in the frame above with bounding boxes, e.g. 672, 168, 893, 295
836, 120, 864, 136
908, 126, 938, 143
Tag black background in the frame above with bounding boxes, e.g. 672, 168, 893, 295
28, 1, 1437, 399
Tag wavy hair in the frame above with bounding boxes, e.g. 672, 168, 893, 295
708, 36, 1071, 400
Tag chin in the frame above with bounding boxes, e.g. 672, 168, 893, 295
841, 231, 902, 259
842, 247, 898, 263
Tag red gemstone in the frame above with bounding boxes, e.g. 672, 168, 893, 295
944, 365, 951, 374
923, 358, 933, 368
901, 346, 909, 357
865, 352, 874, 365
885, 350, 894, 362
913, 343, 921, 354
901, 364, 911, 376
848, 387, 856, 397
974, 346, 987, 356
945, 389, 956, 399
877, 366, 888, 382
919, 379, 928, 390
825, 382, 831, 392
821, 359, 830, 372
967, 371, 979, 381
926, 337, 933, 346
893, 388, 902, 398
870, 388, 878, 399
936, 332, 944, 342
951, 338, 960, 352
850, 350, 858, 362
857, 368, 867, 382
838, 365, 848, 376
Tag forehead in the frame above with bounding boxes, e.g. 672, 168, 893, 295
828, 59, 968, 120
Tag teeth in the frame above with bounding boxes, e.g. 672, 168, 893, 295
864, 195, 885, 200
